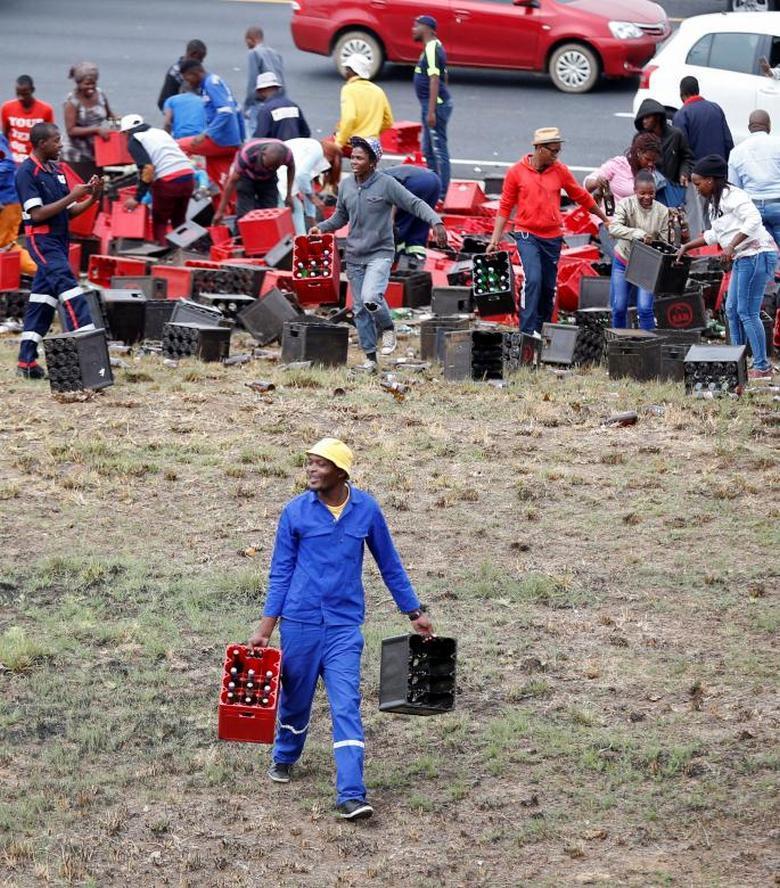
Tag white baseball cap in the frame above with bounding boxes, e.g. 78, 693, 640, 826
255, 71, 282, 90
343, 53, 371, 80
119, 114, 144, 132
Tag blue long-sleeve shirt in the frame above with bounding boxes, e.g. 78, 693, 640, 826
199, 72, 244, 147
672, 97, 734, 162
263, 487, 420, 625
0, 133, 18, 205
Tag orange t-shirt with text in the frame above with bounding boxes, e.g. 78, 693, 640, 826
1, 99, 55, 163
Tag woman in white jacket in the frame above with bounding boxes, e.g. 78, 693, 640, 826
677, 154, 777, 379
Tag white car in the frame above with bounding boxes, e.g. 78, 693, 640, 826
633, 12, 780, 143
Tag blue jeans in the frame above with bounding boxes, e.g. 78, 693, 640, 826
726, 250, 776, 371
755, 200, 780, 249
611, 255, 655, 330
346, 256, 394, 356
274, 621, 366, 805
421, 100, 453, 201
513, 231, 563, 334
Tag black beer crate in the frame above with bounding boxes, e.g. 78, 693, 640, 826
195, 293, 256, 322
281, 321, 348, 367
239, 287, 304, 345
654, 290, 707, 330
420, 316, 470, 362
162, 322, 231, 362
446, 259, 473, 287
143, 300, 175, 340
431, 286, 472, 316
684, 344, 747, 394
102, 289, 147, 344
0, 289, 29, 321
659, 342, 692, 382
625, 240, 690, 295
379, 635, 456, 716
578, 275, 611, 310
574, 308, 611, 365
43, 328, 113, 393
390, 270, 432, 309
607, 331, 665, 381
472, 251, 515, 316
191, 265, 265, 298
541, 322, 579, 366
441, 329, 522, 379
264, 234, 295, 270
170, 299, 232, 328
111, 274, 168, 300
503, 330, 541, 369
166, 220, 210, 252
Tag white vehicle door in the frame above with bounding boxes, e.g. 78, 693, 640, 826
755, 34, 780, 137
680, 30, 765, 142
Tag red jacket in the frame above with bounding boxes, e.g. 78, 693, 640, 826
498, 155, 596, 239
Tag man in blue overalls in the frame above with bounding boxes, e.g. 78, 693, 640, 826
249, 438, 434, 820
15, 122, 101, 378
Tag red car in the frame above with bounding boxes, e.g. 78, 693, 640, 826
290, 0, 670, 94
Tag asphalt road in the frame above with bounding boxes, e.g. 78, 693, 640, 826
0, 0, 730, 176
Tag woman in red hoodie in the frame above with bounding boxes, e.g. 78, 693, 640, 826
487, 127, 609, 335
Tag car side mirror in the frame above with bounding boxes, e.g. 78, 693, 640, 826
514, 0, 541, 7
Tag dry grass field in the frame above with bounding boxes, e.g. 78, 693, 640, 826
0, 337, 778, 887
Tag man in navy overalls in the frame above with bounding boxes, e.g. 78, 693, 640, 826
15, 122, 101, 378
249, 438, 434, 820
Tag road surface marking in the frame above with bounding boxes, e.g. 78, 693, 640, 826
383, 152, 594, 172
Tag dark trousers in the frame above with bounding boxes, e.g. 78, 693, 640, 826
513, 232, 563, 334
395, 169, 441, 256
236, 176, 280, 220
18, 236, 94, 367
151, 175, 195, 245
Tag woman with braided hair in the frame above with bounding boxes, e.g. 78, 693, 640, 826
584, 132, 662, 259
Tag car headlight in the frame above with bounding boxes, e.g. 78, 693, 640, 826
608, 21, 644, 40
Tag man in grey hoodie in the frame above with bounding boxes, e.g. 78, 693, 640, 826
312, 137, 447, 371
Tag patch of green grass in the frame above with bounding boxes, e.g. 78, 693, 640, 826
0, 626, 48, 672
459, 562, 591, 609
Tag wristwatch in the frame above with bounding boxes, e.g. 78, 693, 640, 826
406, 604, 428, 621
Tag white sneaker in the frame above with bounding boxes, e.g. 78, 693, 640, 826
356, 359, 378, 373
380, 329, 397, 355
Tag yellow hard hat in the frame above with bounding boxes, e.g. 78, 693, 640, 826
306, 438, 353, 477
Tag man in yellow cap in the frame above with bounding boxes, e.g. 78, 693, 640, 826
249, 438, 433, 821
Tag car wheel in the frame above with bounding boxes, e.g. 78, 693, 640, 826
549, 43, 599, 94
728, 0, 775, 10
333, 31, 384, 80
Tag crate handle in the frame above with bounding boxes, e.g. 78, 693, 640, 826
239, 711, 256, 719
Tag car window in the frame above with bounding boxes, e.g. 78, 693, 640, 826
769, 35, 780, 68
686, 34, 713, 67
706, 33, 761, 75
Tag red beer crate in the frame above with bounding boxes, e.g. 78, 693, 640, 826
562, 205, 599, 236
217, 643, 281, 744
0, 250, 21, 290
238, 208, 295, 256
61, 162, 99, 238
380, 120, 422, 155
94, 130, 132, 167
68, 242, 82, 277
87, 254, 149, 288
110, 202, 149, 239
443, 180, 486, 214
151, 265, 193, 299
291, 233, 340, 305
261, 269, 294, 295
208, 225, 232, 246
210, 237, 244, 261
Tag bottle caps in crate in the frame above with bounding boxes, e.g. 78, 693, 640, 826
217, 643, 282, 744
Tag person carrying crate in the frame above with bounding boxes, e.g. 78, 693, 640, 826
15, 122, 101, 379
248, 438, 434, 821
